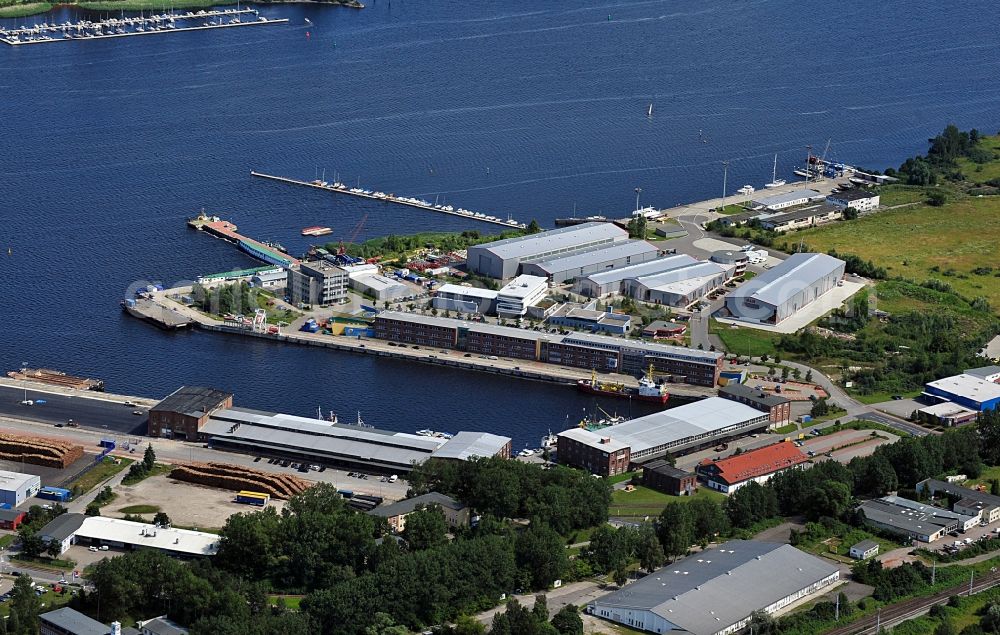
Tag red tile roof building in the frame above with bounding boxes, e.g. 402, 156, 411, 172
696, 441, 809, 494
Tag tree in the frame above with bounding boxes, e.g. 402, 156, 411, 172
550, 605, 583, 635
143, 443, 156, 471
402, 505, 448, 551
781, 366, 790, 380
805, 369, 813, 382
17, 527, 45, 558
8, 574, 40, 635
526, 220, 542, 234
688, 497, 729, 544
365, 612, 409, 635
153, 511, 171, 526
811, 397, 830, 418
636, 525, 664, 571
515, 524, 567, 589
656, 503, 693, 560
807, 480, 852, 521
454, 615, 486, 635
927, 190, 948, 207
45, 539, 63, 559
532, 594, 549, 624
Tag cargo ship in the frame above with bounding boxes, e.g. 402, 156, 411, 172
302, 226, 333, 237
576, 367, 669, 404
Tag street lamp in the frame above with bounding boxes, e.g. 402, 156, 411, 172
21, 361, 27, 403
721, 161, 730, 212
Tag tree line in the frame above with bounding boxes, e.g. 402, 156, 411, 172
61, 458, 610, 635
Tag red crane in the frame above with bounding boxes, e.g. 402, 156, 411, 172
338, 212, 368, 255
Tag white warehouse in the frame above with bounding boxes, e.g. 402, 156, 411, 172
0, 470, 41, 507
725, 253, 845, 325
588, 540, 840, 635
573, 254, 701, 298
519, 240, 659, 284
466, 222, 629, 279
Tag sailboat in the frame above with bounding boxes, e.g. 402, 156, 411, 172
764, 153, 786, 189
646, 103, 653, 118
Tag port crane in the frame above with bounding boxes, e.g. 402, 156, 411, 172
337, 212, 368, 258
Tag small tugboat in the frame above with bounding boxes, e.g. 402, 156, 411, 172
576, 365, 669, 404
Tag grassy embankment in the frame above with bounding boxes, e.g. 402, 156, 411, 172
69, 457, 132, 496
0, 2, 51, 17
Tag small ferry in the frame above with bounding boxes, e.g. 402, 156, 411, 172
301, 226, 333, 237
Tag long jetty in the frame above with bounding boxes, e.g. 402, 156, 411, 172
1, 9, 287, 46
250, 171, 528, 230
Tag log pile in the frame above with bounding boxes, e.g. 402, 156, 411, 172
0, 433, 84, 468
169, 462, 310, 500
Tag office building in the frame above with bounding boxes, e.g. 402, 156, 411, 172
431, 284, 498, 314
546, 305, 632, 335
826, 189, 880, 212
849, 540, 879, 560
757, 203, 843, 233
917, 479, 1000, 524
750, 189, 822, 211
373, 312, 723, 386
286, 260, 349, 306
494, 275, 549, 317
718, 383, 791, 427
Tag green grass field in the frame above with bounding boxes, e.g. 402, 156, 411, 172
794, 195, 1000, 309
610, 485, 724, 518
709, 319, 782, 357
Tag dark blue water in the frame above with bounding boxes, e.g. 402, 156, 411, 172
2, 0, 999, 446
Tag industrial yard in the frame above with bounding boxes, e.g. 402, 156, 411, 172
107, 473, 286, 530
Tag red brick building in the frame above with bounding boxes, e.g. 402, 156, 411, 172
641, 460, 697, 496
718, 383, 792, 427
148, 386, 233, 440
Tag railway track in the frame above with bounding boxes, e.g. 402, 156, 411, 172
824, 571, 1000, 634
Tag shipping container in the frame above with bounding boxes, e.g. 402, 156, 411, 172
38, 487, 72, 502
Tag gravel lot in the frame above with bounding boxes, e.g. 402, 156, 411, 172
107, 474, 285, 529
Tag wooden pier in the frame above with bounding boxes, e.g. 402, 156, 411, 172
250, 171, 528, 230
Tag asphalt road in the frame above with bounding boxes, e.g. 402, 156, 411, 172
0, 386, 147, 436
856, 411, 930, 437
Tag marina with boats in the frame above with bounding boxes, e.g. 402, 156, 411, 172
0, 9, 287, 46
250, 171, 528, 230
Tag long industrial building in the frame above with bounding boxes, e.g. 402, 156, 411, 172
574, 254, 700, 298
621, 261, 734, 308
466, 222, 629, 279
373, 311, 723, 386
725, 253, 845, 324
587, 540, 840, 635
198, 407, 511, 474
557, 397, 769, 476
519, 240, 659, 284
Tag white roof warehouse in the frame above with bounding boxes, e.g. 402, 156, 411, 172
588, 540, 840, 635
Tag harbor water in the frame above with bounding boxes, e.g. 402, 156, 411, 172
1, 0, 999, 447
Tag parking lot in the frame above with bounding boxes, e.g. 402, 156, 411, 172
797, 428, 899, 463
